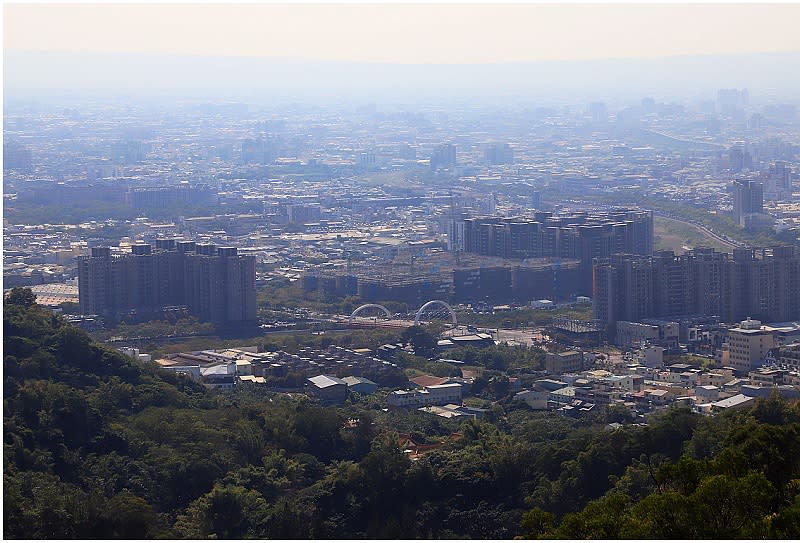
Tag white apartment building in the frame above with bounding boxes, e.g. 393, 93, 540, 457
727, 318, 775, 374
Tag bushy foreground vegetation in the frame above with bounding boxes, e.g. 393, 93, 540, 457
4, 290, 800, 538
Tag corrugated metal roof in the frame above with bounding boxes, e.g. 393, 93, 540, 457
308, 374, 346, 388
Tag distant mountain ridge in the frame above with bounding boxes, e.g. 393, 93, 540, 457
6, 50, 800, 103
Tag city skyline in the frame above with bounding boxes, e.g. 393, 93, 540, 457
6, 3, 800, 540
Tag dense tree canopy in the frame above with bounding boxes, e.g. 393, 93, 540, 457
4, 289, 800, 539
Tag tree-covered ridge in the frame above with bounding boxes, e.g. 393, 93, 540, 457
524, 395, 800, 539
4, 288, 800, 539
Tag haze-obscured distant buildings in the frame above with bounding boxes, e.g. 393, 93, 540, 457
483, 143, 514, 165
457, 209, 653, 294
302, 254, 585, 306
732, 178, 774, 229
458, 209, 652, 262
430, 143, 456, 170
126, 183, 218, 210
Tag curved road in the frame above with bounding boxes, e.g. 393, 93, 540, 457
654, 213, 745, 251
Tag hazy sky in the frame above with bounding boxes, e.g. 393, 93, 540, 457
5, 3, 800, 64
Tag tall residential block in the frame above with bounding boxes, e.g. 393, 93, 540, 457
593, 246, 800, 325
78, 240, 256, 323
430, 143, 456, 170
732, 178, 764, 226
764, 161, 792, 201
460, 209, 653, 294
483, 143, 514, 165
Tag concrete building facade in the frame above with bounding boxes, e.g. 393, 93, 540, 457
387, 383, 463, 408
546, 350, 584, 375
594, 246, 800, 325
78, 240, 256, 323
727, 318, 776, 374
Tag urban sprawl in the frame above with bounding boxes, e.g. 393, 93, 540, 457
5, 88, 800, 418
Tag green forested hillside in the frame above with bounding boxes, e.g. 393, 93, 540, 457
4, 289, 800, 539
523, 399, 800, 539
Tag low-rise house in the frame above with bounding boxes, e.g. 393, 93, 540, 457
639, 345, 666, 368
617, 374, 644, 392
157, 350, 247, 382
644, 388, 673, 405
410, 375, 449, 388
447, 333, 495, 349
582, 369, 613, 381
576, 386, 618, 406
557, 399, 595, 416
456, 405, 488, 419
412, 374, 475, 395
387, 383, 463, 409
117, 347, 152, 363
397, 432, 462, 459
711, 393, 755, 412
784, 372, 800, 386
667, 362, 694, 373
697, 370, 733, 387
342, 375, 378, 395
749, 368, 786, 387
235, 360, 253, 376
202, 373, 236, 390
446, 376, 474, 395
535, 378, 568, 391
157, 361, 202, 380
515, 388, 549, 410
617, 320, 679, 349
658, 371, 683, 384
695, 384, 720, 402
775, 342, 800, 370
198, 363, 236, 391
723, 378, 749, 395
425, 383, 463, 404
549, 386, 577, 406
238, 375, 266, 385
307, 374, 348, 404
377, 343, 402, 359
419, 404, 488, 419
559, 373, 581, 386
418, 405, 468, 419
679, 371, 700, 387
386, 389, 419, 408
741, 384, 800, 400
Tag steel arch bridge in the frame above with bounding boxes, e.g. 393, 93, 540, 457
414, 299, 457, 327
349, 303, 392, 326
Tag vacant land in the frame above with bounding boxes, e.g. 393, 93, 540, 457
654, 215, 734, 254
